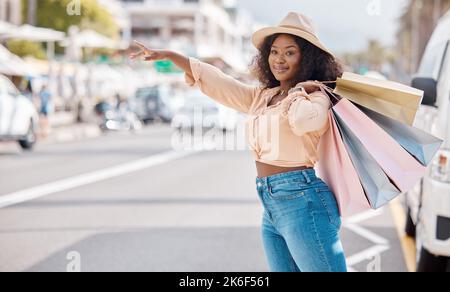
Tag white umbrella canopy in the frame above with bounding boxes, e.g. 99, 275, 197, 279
61, 29, 118, 49
0, 45, 37, 76
0, 24, 65, 42
0, 61, 18, 76
0, 21, 17, 37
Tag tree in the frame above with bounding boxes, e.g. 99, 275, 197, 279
342, 40, 394, 74
21, 0, 119, 38
7, 40, 46, 59
396, 0, 450, 74
16, 0, 119, 59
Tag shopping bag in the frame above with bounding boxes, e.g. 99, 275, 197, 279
334, 72, 424, 126
355, 103, 443, 166
316, 111, 371, 217
333, 110, 401, 209
333, 98, 427, 193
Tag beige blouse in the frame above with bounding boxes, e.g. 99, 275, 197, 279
184, 57, 332, 168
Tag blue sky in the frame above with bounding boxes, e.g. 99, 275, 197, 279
236, 0, 409, 54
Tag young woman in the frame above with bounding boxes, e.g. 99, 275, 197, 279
131, 12, 347, 272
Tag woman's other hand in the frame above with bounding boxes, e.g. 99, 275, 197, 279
129, 41, 170, 62
289, 81, 323, 95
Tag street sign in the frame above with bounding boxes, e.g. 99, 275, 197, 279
154, 60, 182, 73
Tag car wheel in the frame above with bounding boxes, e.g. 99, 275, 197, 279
405, 207, 416, 238
18, 122, 37, 150
417, 247, 449, 272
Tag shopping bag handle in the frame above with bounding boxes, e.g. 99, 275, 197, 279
311, 80, 342, 105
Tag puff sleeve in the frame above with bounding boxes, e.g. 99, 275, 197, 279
185, 57, 259, 114
285, 88, 332, 137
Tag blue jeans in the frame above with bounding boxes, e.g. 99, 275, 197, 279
256, 168, 347, 272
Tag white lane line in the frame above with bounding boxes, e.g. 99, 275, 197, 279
342, 207, 392, 271
0, 150, 200, 209
346, 245, 391, 267
344, 209, 384, 224
344, 223, 390, 246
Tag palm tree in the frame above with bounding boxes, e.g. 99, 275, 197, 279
27, 0, 37, 25
396, 0, 450, 75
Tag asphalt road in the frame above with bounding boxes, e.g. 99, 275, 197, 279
0, 125, 408, 272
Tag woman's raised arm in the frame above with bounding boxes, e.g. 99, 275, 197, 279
130, 41, 259, 114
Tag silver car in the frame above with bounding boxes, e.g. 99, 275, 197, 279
0, 75, 39, 150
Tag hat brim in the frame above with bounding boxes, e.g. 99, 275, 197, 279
252, 27, 334, 57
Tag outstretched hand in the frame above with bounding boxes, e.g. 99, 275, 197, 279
129, 41, 169, 61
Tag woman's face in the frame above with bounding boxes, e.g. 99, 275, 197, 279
268, 34, 302, 82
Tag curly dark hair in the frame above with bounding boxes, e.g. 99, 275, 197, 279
250, 33, 344, 90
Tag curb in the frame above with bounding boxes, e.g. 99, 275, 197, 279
39, 123, 102, 145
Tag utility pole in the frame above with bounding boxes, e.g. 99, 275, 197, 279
433, 0, 442, 26
411, 0, 423, 74
27, 0, 37, 25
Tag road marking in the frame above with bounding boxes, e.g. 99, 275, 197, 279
389, 197, 417, 272
345, 223, 389, 245
344, 209, 384, 224
343, 209, 390, 271
346, 245, 391, 268
0, 150, 200, 209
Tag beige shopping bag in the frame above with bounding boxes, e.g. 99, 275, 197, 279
333, 72, 424, 126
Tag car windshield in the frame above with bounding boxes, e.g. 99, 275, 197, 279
136, 87, 158, 99
418, 12, 450, 79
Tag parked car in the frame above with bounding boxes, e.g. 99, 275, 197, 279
406, 11, 450, 272
131, 86, 173, 124
94, 100, 142, 133
0, 74, 39, 150
173, 89, 240, 134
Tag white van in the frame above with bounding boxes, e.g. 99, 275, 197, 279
0, 74, 39, 150
406, 10, 450, 272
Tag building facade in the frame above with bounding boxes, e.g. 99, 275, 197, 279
98, 0, 132, 48
0, 0, 22, 25
120, 0, 256, 73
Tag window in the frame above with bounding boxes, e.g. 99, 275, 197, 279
438, 41, 450, 104
0, 76, 18, 96
437, 40, 450, 148
418, 15, 450, 79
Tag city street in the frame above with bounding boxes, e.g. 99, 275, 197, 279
1, 0, 449, 274
0, 125, 409, 272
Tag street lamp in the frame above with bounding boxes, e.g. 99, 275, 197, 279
27, 0, 36, 25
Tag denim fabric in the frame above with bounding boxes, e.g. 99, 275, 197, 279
256, 168, 347, 272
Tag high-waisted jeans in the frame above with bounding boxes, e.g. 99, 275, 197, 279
256, 168, 347, 272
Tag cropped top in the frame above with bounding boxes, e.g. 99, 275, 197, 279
184, 57, 332, 168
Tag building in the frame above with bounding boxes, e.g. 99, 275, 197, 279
120, 0, 256, 73
0, 0, 22, 25
97, 0, 132, 48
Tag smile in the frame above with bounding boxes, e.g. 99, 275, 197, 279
274, 68, 288, 74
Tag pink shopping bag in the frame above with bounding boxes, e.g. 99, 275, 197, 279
316, 111, 371, 217
333, 99, 427, 192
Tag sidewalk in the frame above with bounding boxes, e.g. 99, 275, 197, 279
40, 111, 101, 144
